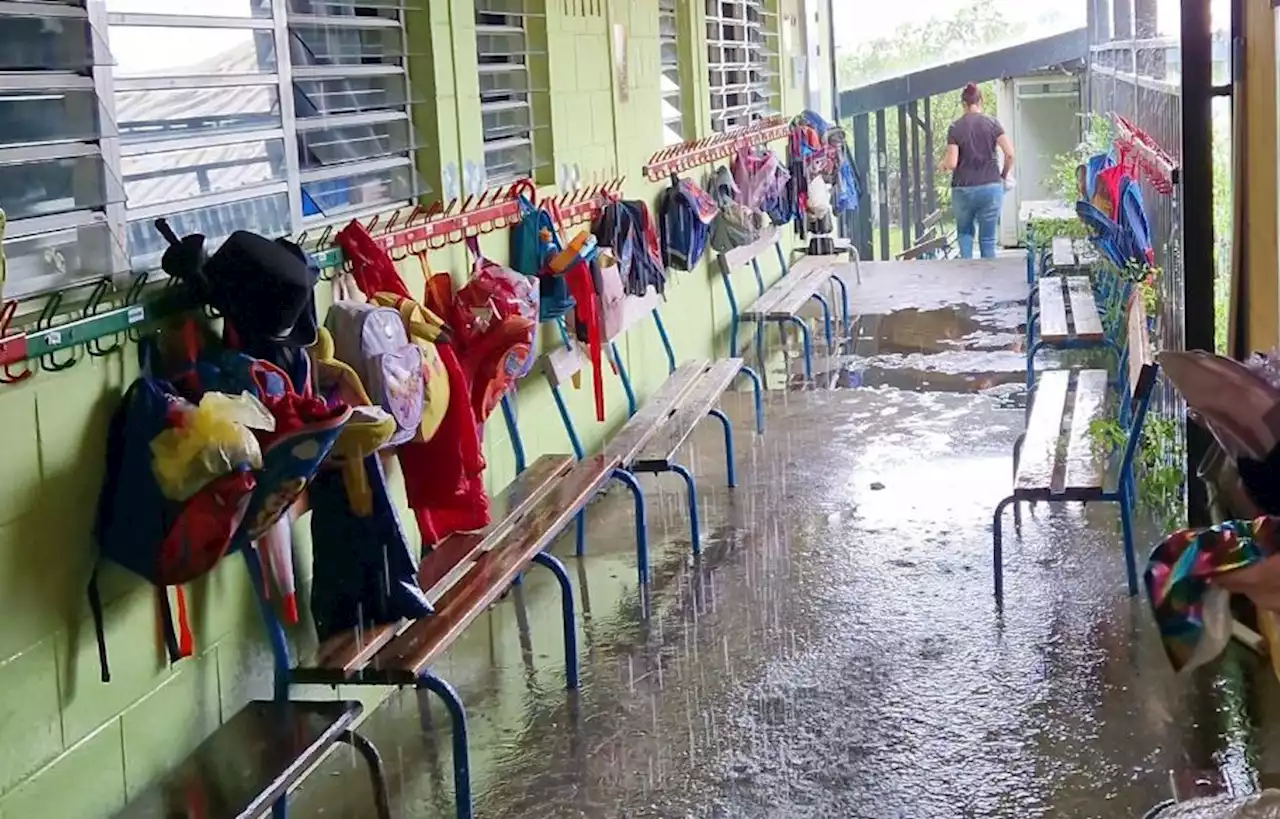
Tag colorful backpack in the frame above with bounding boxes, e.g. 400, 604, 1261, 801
370, 293, 451, 443
658, 177, 716, 271
513, 194, 574, 322
326, 301, 425, 447
709, 166, 764, 253
91, 373, 259, 682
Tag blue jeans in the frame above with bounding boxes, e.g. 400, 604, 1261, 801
951, 183, 1004, 259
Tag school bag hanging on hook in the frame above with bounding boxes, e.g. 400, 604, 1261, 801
90, 347, 261, 682
511, 185, 575, 322
657, 175, 717, 271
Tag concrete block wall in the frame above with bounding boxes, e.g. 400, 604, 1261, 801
0, 1, 819, 814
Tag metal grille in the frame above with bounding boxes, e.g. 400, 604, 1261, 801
659, 0, 683, 145
705, 0, 779, 133
475, 0, 546, 186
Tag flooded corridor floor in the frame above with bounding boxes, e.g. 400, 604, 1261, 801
290, 257, 1270, 818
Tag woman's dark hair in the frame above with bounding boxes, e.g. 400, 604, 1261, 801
961, 83, 982, 106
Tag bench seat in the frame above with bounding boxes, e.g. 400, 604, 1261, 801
298, 453, 575, 681
115, 700, 389, 819
1027, 274, 1116, 391
1010, 368, 1109, 503
995, 292, 1157, 600
716, 230, 851, 380
632, 359, 745, 472
368, 453, 618, 683
1037, 275, 1104, 344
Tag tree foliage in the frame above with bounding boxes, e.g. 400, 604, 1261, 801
837, 1, 1028, 250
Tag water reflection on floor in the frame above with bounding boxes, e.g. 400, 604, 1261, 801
291, 257, 1263, 819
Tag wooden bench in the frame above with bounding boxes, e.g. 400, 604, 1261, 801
716, 226, 851, 380
116, 700, 390, 819
789, 235, 863, 285
1025, 274, 1120, 390
545, 343, 764, 573
279, 453, 622, 819
896, 228, 950, 260
993, 292, 1157, 601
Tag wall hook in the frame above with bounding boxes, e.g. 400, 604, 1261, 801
37, 293, 77, 373
84, 278, 122, 357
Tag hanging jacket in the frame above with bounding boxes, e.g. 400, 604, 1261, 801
309, 454, 434, 642
594, 201, 668, 297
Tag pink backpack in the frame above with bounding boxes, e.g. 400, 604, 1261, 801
596, 255, 627, 340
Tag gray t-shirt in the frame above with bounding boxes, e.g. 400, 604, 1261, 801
947, 113, 1004, 188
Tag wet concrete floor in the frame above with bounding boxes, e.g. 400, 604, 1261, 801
292, 256, 1275, 818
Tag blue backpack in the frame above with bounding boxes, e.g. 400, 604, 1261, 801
658, 177, 715, 271
91, 367, 259, 682
512, 195, 573, 322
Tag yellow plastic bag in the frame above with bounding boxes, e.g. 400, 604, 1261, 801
150, 392, 275, 501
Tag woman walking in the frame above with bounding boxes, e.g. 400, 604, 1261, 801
939, 83, 1015, 259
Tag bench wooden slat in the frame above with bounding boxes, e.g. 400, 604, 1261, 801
605, 360, 709, 465
1038, 277, 1070, 342
632, 359, 743, 471
1065, 276, 1104, 341
766, 264, 834, 318
1050, 236, 1077, 268
115, 700, 361, 819
717, 225, 779, 273
1127, 292, 1154, 400
1063, 369, 1109, 493
740, 265, 810, 318
921, 208, 944, 231
1015, 369, 1071, 495
373, 454, 621, 680
311, 454, 574, 674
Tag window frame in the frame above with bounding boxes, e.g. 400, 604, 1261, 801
0, 0, 430, 298
658, 0, 686, 146
704, 0, 781, 134
473, 0, 550, 188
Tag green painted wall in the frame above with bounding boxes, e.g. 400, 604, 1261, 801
0, 1, 818, 814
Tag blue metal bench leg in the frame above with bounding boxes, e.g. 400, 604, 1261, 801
240, 547, 290, 702
754, 321, 766, 377
575, 511, 586, 557
670, 463, 701, 556
532, 551, 580, 689
417, 673, 471, 819
708, 408, 736, 488
611, 468, 649, 585
1026, 341, 1046, 392
1119, 483, 1139, 597
785, 317, 813, 381
810, 292, 833, 350
738, 365, 765, 433
337, 731, 394, 819
828, 274, 851, 337
1012, 433, 1025, 535
992, 496, 1016, 599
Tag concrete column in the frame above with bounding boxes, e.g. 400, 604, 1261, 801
1113, 0, 1133, 40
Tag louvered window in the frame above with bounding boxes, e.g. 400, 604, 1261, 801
475, 0, 548, 186
705, 0, 779, 133
0, 0, 126, 299
0, 0, 427, 290
659, 0, 684, 145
